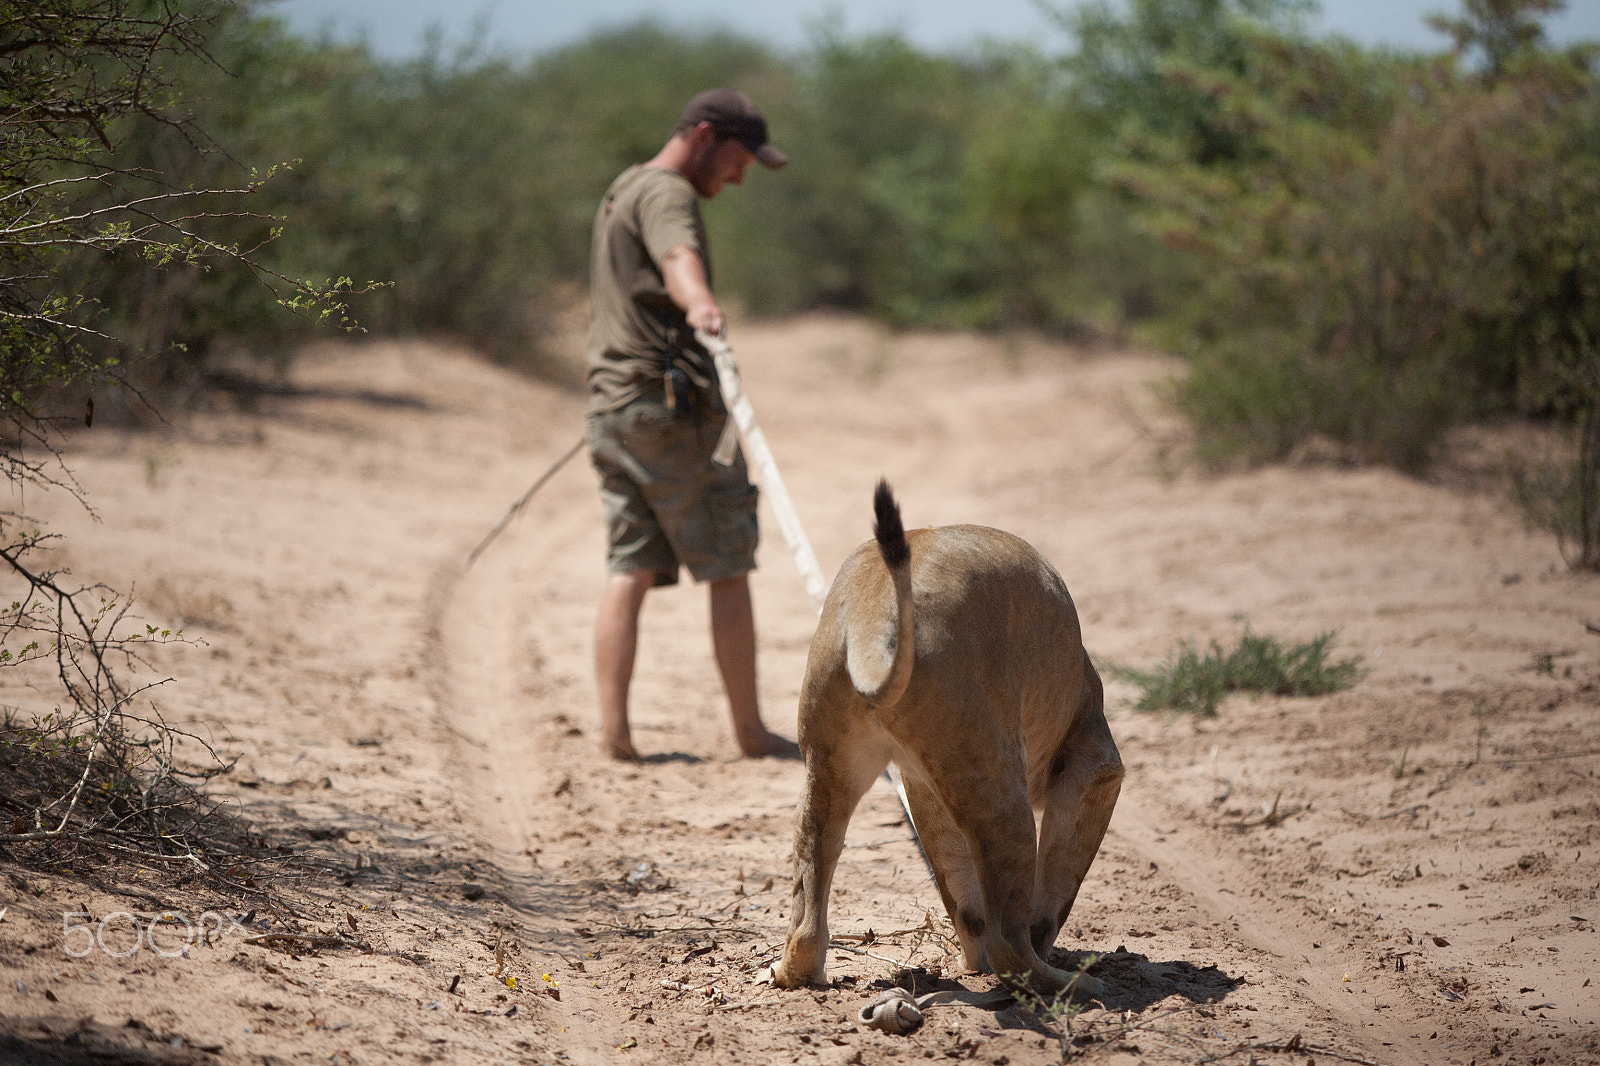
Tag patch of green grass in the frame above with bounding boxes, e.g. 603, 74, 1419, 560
1110, 628, 1365, 716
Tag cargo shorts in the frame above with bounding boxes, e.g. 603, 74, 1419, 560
586, 393, 759, 587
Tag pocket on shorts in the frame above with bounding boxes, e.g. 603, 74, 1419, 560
621, 400, 681, 445
710, 481, 760, 560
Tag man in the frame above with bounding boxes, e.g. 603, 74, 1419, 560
584, 88, 794, 761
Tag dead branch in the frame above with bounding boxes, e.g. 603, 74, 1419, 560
1220, 791, 1304, 829
0, 525, 275, 891
1194, 1032, 1389, 1065
241, 933, 358, 949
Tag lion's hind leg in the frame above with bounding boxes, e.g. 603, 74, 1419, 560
770, 725, 890, 988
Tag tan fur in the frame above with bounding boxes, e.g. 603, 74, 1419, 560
766, 490, 1123, 997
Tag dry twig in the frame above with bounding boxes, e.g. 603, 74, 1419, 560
1220, 791, 1303, 829
241, 933, 354, 949
0, 529, 277, 891
1194, 1032, 1388, 1065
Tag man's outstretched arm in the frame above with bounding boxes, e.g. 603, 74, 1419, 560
660, 244, 724, 336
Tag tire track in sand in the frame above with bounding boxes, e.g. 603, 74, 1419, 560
427, 445, 599, 884
420, 440, 656, 1066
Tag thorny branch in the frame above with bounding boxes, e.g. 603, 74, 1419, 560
0, 523, 263, 882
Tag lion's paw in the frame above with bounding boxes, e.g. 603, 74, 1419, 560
757, 963, 813, 989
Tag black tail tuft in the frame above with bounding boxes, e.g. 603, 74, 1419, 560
873, 479, 910, 569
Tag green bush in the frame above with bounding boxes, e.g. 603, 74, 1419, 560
1111, 628, 1365, 716
1082, 0, 1600, 488
712, 32, 1094, 332
59, 17, 793, 386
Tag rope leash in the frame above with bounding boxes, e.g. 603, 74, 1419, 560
697, 329, 829, 612
465, 437, 585, 568
698, 330, 935, 873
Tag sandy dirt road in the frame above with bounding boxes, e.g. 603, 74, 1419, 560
2, 315, 1598, 1065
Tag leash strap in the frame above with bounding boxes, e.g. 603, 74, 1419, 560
699, 331, 933, 882
465, 436, 585, 568
698, 330, 829, 613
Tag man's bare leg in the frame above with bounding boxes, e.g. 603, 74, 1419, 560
595, 569, 657, 761
709, 574, 796, 757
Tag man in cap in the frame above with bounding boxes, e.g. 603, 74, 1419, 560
584, 89, 793, 761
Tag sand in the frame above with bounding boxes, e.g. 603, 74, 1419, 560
1, 314, 1596, 1065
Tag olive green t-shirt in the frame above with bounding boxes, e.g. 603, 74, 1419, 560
585, 165, 714, 414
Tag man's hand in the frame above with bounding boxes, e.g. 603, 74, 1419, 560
684, 299, 725, 337
660, 245, 724, 336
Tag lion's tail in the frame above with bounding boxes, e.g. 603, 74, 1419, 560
848, 479, 916, 707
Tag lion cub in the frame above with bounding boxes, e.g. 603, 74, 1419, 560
766, 481, 1123, 996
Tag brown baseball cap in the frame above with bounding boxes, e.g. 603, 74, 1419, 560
679, 88, 788, 169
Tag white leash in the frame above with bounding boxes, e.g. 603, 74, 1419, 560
699, 331, 935, 882
698, 330, 829, 613
701, 333, 980, 1037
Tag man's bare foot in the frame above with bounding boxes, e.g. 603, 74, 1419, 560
738, 729, 801, 760
602, 733, 639, 762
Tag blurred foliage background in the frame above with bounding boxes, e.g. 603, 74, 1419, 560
8, 0, 1600, 564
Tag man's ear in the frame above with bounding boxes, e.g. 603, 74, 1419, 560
688, 121, 718, 150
